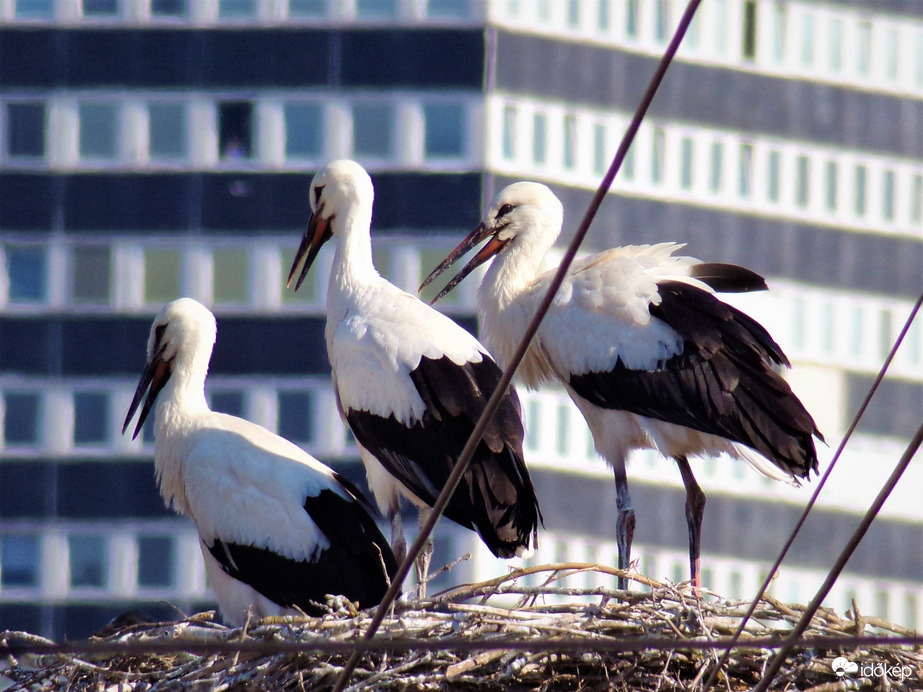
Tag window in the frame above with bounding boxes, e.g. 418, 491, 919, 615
289, 0, 326, 17
882, 170, 895, 222
854, 164, 867, 217
857, 21, 871, 76
799, 12, 814, 67
278, 391, 312, 443
738, 142, 752, 199
352, 103, 393, 158
82, 0, 118, 16
563, 114, 577, 170
212, 248, 249, 304
651, 128, 665, 184
592, 123, 606, 175
824, 160, 837, 211
14, 0, 54, 18
356, 0, 397, 17
149, 103, 187, 160
532, 113, 547, 165
654, 0, 669, 44
6, 245, 47, 302
423, 103, 464, 158
680, 137, 694, 190
709, 142, 723, 193
566, 0, 579, 29
597, 0, 610, 32
502, 105, 517, 161
426, 0, 469, 19
284, 102, 323, 159
912, 174, 923, 226
849, 305, 864, 358
828, 18, 843, 72
144, 248, 181, 304
219, 0, 257, 18
138, 536, 174, 588
741, 1, 757, 61
218, 101, 253, 160
625, 0, 638, 39
524, 399, 540, 451
767, 150, 780, 202
79, 103, 118, 159
795, 155, 809, 208
771, 2, 786, 63
1, 535, 40, 588
917, 31, 923, 88
74, 391, 109, 445
3, 393, 40, 446
536, 0, 550, 23
885, 28, 899, 82
151, 0, 188, 17
6, 102, 45, 158
555, 405, 569, 456
712, 0, 727, 55
210, 390, 244, 418
622, 143, 635, 180
68, 535, 106, 589
72, 245, 112, 304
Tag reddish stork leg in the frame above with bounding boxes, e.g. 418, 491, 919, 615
675, 455, 706, 589
613, 463, 635, 591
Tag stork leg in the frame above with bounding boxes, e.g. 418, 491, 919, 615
415, 507, 434, 598
675, 455, 706, 589
613, 462, 635, 591
389, 501, 406, 568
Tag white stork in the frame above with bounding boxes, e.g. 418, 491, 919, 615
286, 160, 542, 590
122, 298, 398, 625
421, 182, 822, 589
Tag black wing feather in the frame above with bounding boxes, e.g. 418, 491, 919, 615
207, 487, 397, 616
569, 281, 821, 478
346, 355, 542, 558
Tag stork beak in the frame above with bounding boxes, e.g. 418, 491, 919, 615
287, 205, 332, 291
420, 222, 509, 304
122, 345, 173, 441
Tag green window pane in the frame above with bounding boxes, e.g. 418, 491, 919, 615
144, 248, 181, 304
212, 249, 249, 304
72, 245, 112, 304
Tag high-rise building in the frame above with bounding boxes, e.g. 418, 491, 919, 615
1, 0, 921, 639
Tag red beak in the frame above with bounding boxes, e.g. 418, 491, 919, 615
420, 222, 509, 304
287, 205, 333, 291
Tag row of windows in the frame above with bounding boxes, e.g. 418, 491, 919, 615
0, 236, 477, 313
492, 96, 923, 237
1, 0, 479, 23
0, 523, 206, 599
0, 94, 474, 169
0, 378, 348, 456
496, 0, 923, 97
467, 532, 923, 630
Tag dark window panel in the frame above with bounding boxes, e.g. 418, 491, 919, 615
6, 102, 46, 157
57, 461, 171, 519
63, 174, 192, 231
209, 390, 244, 417
0, 174, 57, 230
0, 462, 55, 518
0, 319, 58, 375
3, 392, 41, 445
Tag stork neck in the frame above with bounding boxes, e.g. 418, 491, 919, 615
479, 241, 544, 310
329, 217, 379, 297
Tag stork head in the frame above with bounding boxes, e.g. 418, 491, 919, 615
421, 182, 564, 303
122, 298, 217, 440
287, 159, 374, 291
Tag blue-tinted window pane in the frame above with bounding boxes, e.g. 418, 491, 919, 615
72, 245, 112, 304
149, 104, 187, 159
138, 536, 174, 588
3, 393, 40, 445
69, 535, 106, 588
1, 535, 40, 588
74, 392, 108, 445
289, 0, 326, 17
15, 0, 54, 17
356, 0, 397, 18
426, 0, 468, 18
83, 0, 118, 15
278, 391, 312, 443
151, 0, 187, 16
79, 103, 118, 159
219, 0, 256, 18
352, 104, 393, 158
6, 246, 46, 302
7, 103, 45, 157
284, 103, 323, 158
210, 391, 244, 417
423, 103, 464, 158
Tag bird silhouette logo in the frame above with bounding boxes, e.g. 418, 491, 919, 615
831, 657, 859, 677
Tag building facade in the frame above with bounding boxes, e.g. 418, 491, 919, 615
1, 0, 921, 639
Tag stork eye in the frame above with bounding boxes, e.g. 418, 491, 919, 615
313, 185, 325, 205
496, 203, 515, 219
